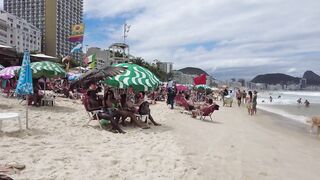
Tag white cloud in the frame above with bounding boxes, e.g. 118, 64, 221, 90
84, 0, 320, 79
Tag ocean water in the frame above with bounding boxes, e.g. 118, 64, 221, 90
257, 91, 320, 124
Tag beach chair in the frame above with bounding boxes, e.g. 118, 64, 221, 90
0, 112, 22, 132
81, 95, 103, 129
199, 105, 216, 121
178, 98, 192, 114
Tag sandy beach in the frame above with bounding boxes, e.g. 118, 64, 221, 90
1, 96, 320, 180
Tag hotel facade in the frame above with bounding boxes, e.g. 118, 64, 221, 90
4, 0, 83, 58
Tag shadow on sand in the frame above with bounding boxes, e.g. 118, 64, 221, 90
0, 128, 48, 138
29, 105, 77, 113
198, 119, 223, 124
0, 104, 13, 110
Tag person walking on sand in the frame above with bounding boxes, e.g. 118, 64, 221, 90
242, 90, 247, 104
252, 91, 258, 115
236, 89, 242, 107
167, 87, 176, 109
246, 91, 253, 115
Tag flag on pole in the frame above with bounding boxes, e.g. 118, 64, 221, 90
68, 24, 85, 42
193, 74, 206, 85
84, 54, 97, 69
71, 43, 83, 53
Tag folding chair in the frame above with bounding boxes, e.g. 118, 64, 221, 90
81, 95, 103, 129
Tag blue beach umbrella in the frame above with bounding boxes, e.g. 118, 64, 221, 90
15, 50, 33, 129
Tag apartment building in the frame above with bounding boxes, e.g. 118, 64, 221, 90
0, 10, 41, 52
4, 0, 83, 58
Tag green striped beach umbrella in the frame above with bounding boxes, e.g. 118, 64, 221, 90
194, 84, 211, 90
105, 63, 161, 92
30, 61, 66, 78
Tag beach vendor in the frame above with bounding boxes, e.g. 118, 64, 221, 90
223, 88, 229, 100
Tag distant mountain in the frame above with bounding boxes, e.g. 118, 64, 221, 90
303, 71, 320, 85
251, 73, 301, 84
178, 67, 209, 76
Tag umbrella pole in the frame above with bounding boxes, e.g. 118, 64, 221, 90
44, 77, 46, 95
26, 95, 29, 129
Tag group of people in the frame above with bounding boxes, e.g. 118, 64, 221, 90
235, 89, 258, 115
85, 83, 161, 133
297, 98, 310, 107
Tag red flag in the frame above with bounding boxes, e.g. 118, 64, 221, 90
193, 74, 206, 85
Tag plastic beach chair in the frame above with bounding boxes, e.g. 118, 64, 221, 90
0, 112, 22, 132
200, 105, 216, 121
81, 95, 103, 129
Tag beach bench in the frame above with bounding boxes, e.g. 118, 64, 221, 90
0, 112, 22, 132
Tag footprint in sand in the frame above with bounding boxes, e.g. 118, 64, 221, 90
101, 154, 110, 158
111, 160, 119, 165
259, 172, 268, 176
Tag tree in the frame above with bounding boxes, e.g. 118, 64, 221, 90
130, 57, 167, 81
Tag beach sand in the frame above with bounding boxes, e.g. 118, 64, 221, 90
1, 96, 320, 180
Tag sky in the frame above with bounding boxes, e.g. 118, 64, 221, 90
2, 0, 320, 80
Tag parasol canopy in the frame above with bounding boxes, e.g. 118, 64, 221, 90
67, 72, 82, 81
30, 61, 66, 78
71, 65, 126, 87
194, 84, 211, 90
176, 84, 189, 91
104, 63, 161, 92
0, 66, 20, 79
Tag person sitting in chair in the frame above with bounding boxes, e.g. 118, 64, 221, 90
28, 79, 44, 107
117, 92, 150, 129
86, 83, 125, 133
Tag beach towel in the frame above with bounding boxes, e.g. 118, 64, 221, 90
1, 80, 7, 89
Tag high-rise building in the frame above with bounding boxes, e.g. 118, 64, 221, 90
157, 61, 173, 74
0, 10, 41, 53
4, 0, 83, 58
